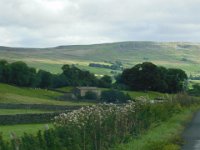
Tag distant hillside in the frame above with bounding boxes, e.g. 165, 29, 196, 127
1, 41, 200, 75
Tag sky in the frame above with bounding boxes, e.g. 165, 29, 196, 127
0, 0, 200, 47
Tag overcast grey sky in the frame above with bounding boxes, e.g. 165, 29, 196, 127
0, 0, 200, 47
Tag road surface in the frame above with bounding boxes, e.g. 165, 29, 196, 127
182, 111, 200, 150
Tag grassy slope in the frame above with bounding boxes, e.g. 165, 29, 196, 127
0, 83, 94, 106
0, 83, 90, 141
0, 83, 93, 140
0, 83, 61, 100
113, 106, 200, 150
1, 41, 200, 76
0, 123, 53, 140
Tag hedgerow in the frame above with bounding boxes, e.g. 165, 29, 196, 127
0, 94, 199, 150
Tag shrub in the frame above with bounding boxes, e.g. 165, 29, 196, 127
84, 91, 98, 100
187, 84, 200, 96
101, 90, 131, 103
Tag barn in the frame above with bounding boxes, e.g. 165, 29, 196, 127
73, 87, 101, 98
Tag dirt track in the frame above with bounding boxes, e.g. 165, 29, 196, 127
182, 111, 200, 150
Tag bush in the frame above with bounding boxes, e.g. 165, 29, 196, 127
101, 90, 131, 103
84, 91, 98, 100
187, 84, 200, 96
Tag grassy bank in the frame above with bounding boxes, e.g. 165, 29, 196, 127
0, 123, 53, 141
113, 105, 200, 150
0, 83, 94, 106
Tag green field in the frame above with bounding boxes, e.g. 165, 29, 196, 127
1, 41, 200, 76
0, 109, 54, 115
0, 83, 61, 100
0, 123, 53, 140
0, 83, 94, 140
0, 83, 94, 106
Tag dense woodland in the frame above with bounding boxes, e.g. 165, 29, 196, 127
0, 60, 187, 93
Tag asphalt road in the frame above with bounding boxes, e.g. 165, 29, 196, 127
182, 111, 200, 150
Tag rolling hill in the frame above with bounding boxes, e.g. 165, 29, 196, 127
1, 41, 200, 75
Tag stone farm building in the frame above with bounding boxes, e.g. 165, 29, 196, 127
73, 87, 101, 98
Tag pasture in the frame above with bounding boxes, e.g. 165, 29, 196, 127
0, 123, 53, 140
0, 83, 94, 106
0, 83, 95, 140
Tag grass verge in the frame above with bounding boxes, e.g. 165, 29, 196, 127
0, 123, 53, 141
112, 105, 200, 150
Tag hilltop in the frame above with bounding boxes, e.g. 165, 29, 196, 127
1, 41, 200, 75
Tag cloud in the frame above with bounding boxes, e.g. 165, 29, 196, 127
0, 0, 200, 47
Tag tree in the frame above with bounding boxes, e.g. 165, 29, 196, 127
0, 60, 8, 82
118, 62, 187, 93
165, 68, 188, 93
51, 74, 68, 88
37, 70, 52, 88
120, 62, 162, 91
0, 60, 113, 89
61, 64, 99, 86
99, 75, 112, 88
62, 65, 79, 85
27, 67, 37, 87
9, 61, 35, 86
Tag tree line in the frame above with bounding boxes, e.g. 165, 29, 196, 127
89, 62, 123, 70
116, 62, 188, 93
0, 60, 112, 88
0, 60, 187, 93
